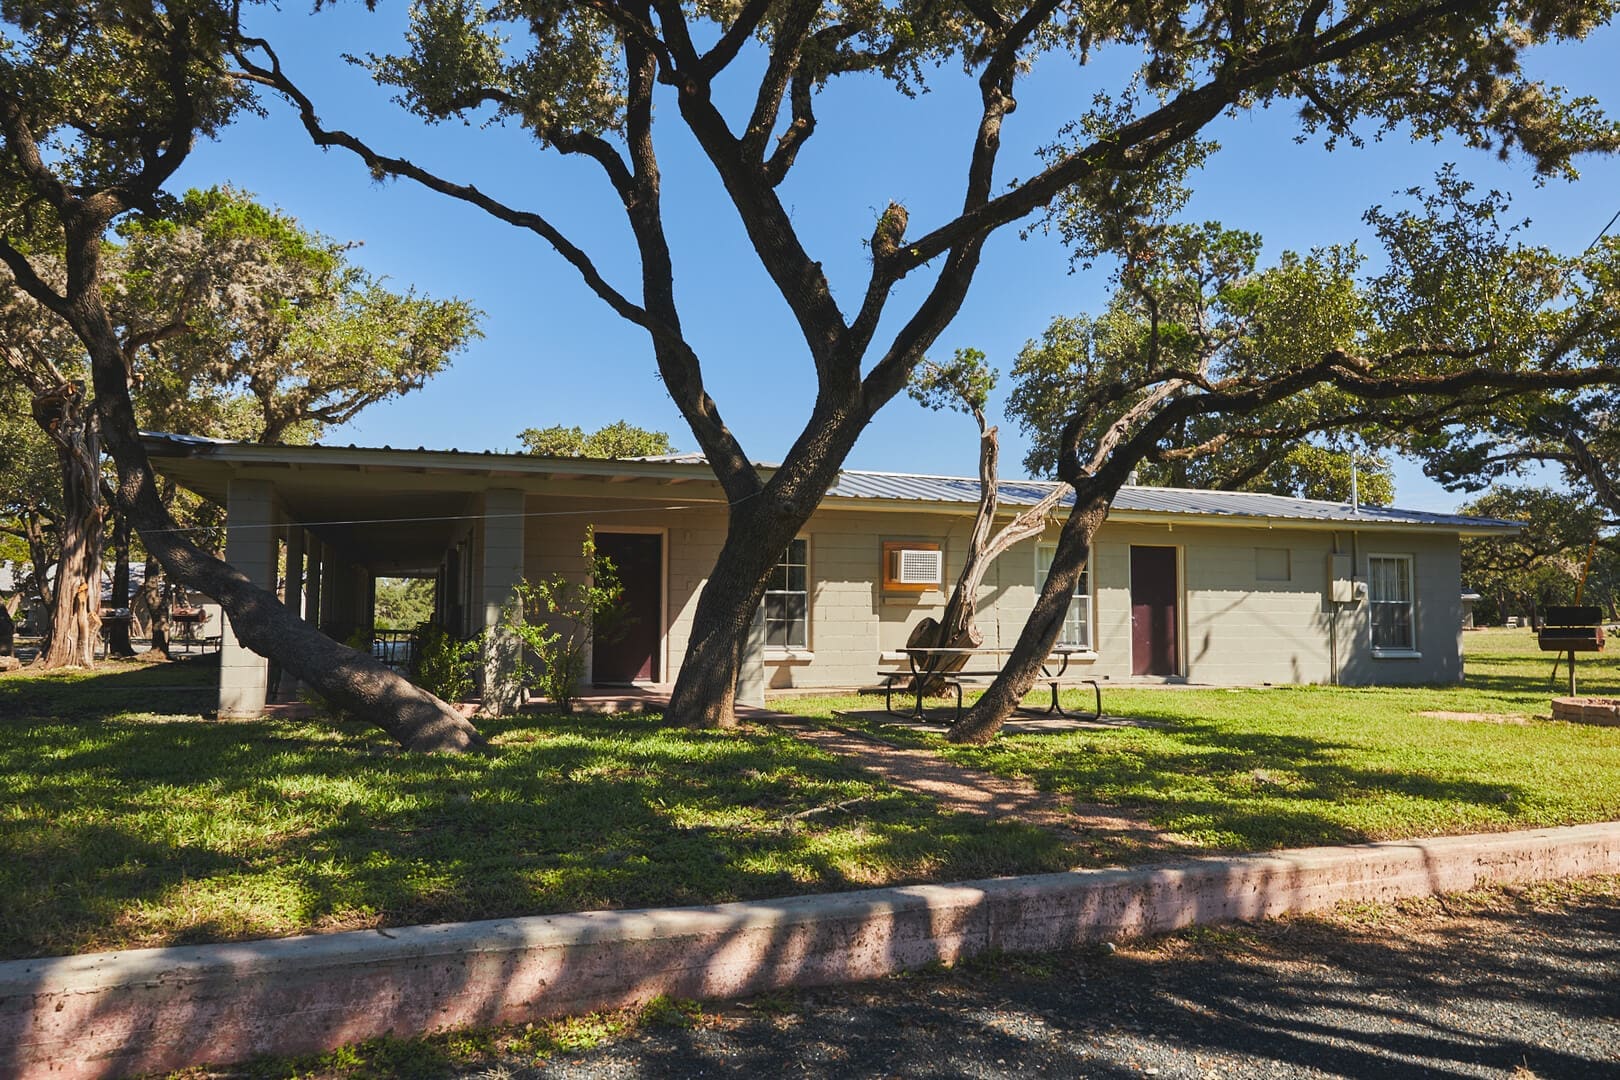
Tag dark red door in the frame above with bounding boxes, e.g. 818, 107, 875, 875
1130, 546, 1179, 677
593, 532, 662, 683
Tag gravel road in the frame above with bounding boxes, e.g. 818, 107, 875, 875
479, 879, 1619, 1080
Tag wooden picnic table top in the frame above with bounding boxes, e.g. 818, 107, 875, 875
882, 645, 1090, 661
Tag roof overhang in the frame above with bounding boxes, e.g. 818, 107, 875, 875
142, 434, 1523, 565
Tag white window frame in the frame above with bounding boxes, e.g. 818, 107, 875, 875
764, 537, 810, 653
1036, 542, 1094, 651
1367, 553, 1418, 656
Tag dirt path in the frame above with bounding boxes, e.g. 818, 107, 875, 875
756, 712, 1181, 857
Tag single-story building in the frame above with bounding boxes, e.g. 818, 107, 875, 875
142, 433, 1519, 717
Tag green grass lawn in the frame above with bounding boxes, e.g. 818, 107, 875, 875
775, 627, 1620, 851
4, 629, 1619, 963
0, 658, 1067, 962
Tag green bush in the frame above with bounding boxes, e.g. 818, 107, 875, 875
410, 623, 480, 703
509, 528, 629, 712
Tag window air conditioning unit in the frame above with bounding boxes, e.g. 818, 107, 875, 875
891, 547, 943, 586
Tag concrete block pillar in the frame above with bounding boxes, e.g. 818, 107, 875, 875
481, 488, 526, 715
303, 533, 321, 628
220, 479, 277, 719
319, 545, 340, 639
735, 598, 767, 709
283, 528, 304, 620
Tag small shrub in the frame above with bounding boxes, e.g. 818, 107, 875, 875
410, 623, 480, 703
508, 528, 630, 712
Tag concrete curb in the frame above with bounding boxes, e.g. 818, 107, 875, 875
5, 821, 1618, 1079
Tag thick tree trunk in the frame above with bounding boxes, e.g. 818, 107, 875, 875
663, 504, 798, 727
134, 554, 170, 657
21, 508, 54, 644
105, 509, 135, 657
100, 425, 485, 751
948, 497, 1110, 744
34, 387, 103, 670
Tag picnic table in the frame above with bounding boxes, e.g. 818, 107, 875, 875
171, 607, 207, 645
879, 646, 1101, 724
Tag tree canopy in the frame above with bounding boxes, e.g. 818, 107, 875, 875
1459, 486, 1617, 623
517, 420, 674, 459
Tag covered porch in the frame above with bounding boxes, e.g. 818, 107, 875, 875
143, 434, 761, 718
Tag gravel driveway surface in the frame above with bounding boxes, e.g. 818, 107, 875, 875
456, 879, 1619, 1080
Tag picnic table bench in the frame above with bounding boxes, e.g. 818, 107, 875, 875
878, 646, 1101, 724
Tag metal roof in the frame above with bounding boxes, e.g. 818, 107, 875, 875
828, 469, 1519, 532
140, 432, 1519, 534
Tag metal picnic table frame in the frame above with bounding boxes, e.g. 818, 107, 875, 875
881, 646, 1102, 724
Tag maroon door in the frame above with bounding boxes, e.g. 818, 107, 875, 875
1130, 546, 1179, 677
593, 532, 662, 683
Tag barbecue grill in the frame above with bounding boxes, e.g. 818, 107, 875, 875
1538, 605, 1606, 695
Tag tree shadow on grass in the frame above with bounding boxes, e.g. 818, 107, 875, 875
0, 705, 1070, 963
962, 719, 1540, 851
0, 653, 217, 723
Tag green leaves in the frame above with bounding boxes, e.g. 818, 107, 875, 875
907, 347, 996, 419
516, 420, 674, 458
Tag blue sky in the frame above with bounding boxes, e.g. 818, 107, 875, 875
173, 8, 1620, 511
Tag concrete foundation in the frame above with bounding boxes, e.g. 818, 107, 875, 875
4, 821, 1618, 1080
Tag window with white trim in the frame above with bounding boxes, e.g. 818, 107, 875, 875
1368, 554, 1415, 652
1036, 543, 1092, 649
765, 538, 809, 649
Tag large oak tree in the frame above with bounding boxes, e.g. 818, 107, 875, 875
0, 1, 484, 750
235, 0, 1620, 727
948, 176, 1620, 742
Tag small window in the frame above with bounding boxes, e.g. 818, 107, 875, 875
1036, 543, 1092, 650
765, 538, 809, 649
1256, 547, 1291, 582
1368, 554, 1415, 652
881, 540, 941, 592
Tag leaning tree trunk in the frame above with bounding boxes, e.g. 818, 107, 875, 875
104, 507, 135, 657
948, 497, 1111, 744
134, 554, 170, 657
59, 237, 484, 753
33, 384, 104, 669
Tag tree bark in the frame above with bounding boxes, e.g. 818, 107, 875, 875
105, 508, 135, 657
947, 496, 1110, 744
21, 508, 53, 643
663, 499, 801, 727
33, 384, 103, 669
134, 553, 170, 657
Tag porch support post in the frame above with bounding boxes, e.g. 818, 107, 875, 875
302, 532, 321, 628
735, 596, 767, 709
283, 527, 304, 620
319, 544, 339, 638
481, 488, 526, 716
219, 478, 276, 719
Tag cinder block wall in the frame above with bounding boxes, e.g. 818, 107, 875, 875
513, 487, 1464, 691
